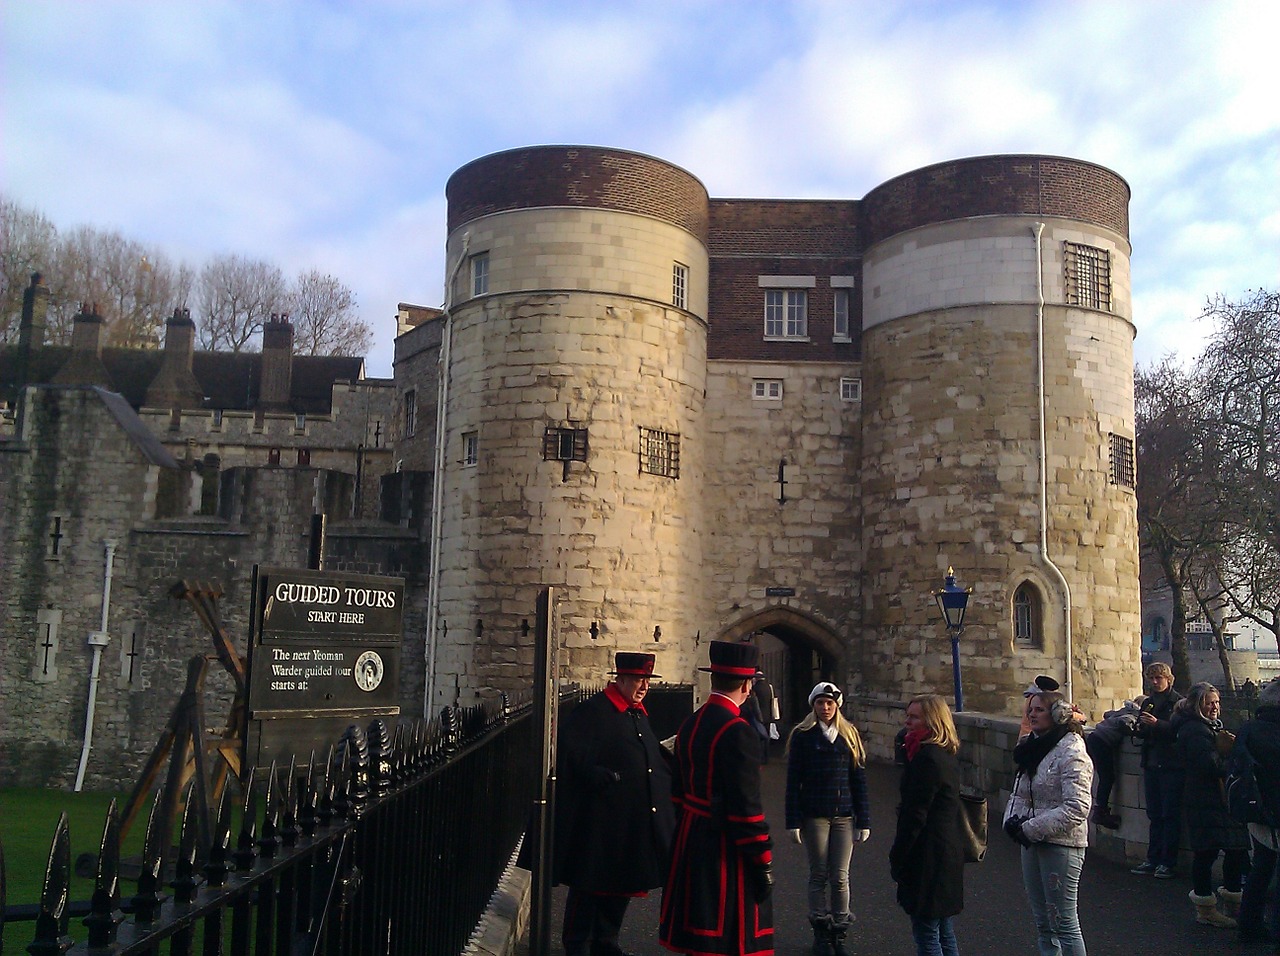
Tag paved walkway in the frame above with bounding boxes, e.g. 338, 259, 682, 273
535, 755, 1271, 956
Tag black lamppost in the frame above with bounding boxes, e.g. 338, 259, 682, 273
933, 567, 972, 712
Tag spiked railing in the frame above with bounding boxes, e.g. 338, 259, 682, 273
0, 681, 642, 956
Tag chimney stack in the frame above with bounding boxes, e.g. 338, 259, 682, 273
15, 272, 50, 391
145, 308, 204, 409
259, 313, 294, 410
52, 303, 113, 388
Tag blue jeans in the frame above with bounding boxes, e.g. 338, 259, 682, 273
1142, 766, 1184, 867
910, 915, 960, 956
1021, 843, 1087, 956
801, 815, 854, 924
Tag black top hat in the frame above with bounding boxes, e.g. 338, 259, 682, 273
698, 640, 759, 677
612, 652, 660, 679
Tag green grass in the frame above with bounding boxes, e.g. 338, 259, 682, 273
1, 788, 149, 955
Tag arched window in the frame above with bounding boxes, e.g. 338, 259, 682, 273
1013, 583, 1043, 648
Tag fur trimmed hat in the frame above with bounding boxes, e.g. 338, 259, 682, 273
808, 681, 842, 706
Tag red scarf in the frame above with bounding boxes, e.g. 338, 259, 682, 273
903, 728, 930, 762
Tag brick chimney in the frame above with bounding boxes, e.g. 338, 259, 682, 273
145, 308, 204, 409
52, 303, 114, 388
14, 272, 50, 390
259, 313, 294, 410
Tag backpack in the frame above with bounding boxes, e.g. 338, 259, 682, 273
1225, 732, 1280, 828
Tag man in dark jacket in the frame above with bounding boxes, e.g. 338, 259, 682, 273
1131, 661, 1184, 878
660, 641, 774, 956
1233, 677, 1280, 945
557, 652, 675, 956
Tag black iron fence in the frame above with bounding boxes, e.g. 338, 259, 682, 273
2, 692, 551, 956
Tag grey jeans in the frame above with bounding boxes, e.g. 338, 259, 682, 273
1020, 843, 1087, 956
802, 815, 854, 924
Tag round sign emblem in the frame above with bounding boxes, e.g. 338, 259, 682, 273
354, 651, 384, 692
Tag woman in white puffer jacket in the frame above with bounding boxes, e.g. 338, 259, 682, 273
1002, 691, 1093, 956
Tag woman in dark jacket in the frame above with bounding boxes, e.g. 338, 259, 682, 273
785, 682, 871, 956
889, 694, 964, 956
1175, 681, 1251, 928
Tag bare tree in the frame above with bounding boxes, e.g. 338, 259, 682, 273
1136, 356, 1216, 689
0, 195, 59, 342
198, 254, 286, 353
286, 269, 372, 356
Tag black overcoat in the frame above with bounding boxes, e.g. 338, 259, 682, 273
1176, 715, 1250, 852
888, 743, 965, 920
660, 695, 774, 956
555, 685, 676, 892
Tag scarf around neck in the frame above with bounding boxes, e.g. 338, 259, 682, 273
1013, 724, 1069, 778
903, 727, 930, 762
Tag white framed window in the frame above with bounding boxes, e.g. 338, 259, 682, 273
404, 389, 417, 438
764, 290, 808, 339
833, 289, 851, 341
752, 379, 783, 401
840, 377, 862, 402
471, 252, 490, 297
463, 431, 479, 466
672, 262, 688, 310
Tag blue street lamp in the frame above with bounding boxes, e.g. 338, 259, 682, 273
933, 567, 972, 712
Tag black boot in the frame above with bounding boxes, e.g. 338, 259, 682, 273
809, 917, 833, 956
829, 920, 850, 956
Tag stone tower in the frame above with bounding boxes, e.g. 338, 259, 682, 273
856, 156, 1139, 716
431, 146, 713, 706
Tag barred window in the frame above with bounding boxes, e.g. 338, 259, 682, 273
544, 426, 588, 462
1110, 433, 1135, 488
1013, 583, 1043, 648
404, 389, 416, 438
672, 262, 688, 310
639, 427, 680, 478
1064, 241, 1111, 311
463, 431, 479, 467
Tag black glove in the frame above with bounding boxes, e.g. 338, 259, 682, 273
1003, 815, 1033, 848
746, 861, 773, 904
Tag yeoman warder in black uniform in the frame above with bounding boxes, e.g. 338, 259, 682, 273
556, 652, 675, 956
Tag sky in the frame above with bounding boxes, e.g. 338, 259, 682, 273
3, 0, 1277, 379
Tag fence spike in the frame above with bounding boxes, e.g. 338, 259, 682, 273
205, 782, 233, 887
368, 719, 392, 798
29, 811, 73, 955
300, 750, 319, 838
131, 792, 168, 923
258, 760, 281, 859
281, 755, 300, 847
84, 798, 124, 947
234, 767, 258, 872
172, 785, 201, 904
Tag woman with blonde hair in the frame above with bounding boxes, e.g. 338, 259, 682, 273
889, 694, 965, 956
1003, 691, 1092, 956
785, 681, 871, 956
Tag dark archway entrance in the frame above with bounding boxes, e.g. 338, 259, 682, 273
719, 607, 845, 728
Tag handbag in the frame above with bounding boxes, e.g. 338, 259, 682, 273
958, 788, 988, 863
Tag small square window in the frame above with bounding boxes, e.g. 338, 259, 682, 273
672, 262, 689, 310
840, 377, 862, 402
764, 290, 807, 339
638, 427, 680, 479
833, 289, 851, 341
463, 431, 479, 467
471, 252, 490, 297
752, 380, 783, 401
544, 426, 589, 461
1110, 433, 1134, 488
